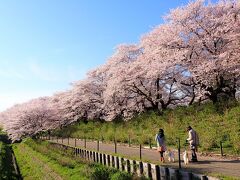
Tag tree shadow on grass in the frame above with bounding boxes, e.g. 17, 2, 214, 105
0, 133, 22, 180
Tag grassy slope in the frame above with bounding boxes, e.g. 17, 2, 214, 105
53, 102, 240, 154
13, 139, 133, 180
0, 130, 19, 179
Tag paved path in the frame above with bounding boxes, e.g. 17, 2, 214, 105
49, 137, 240, 178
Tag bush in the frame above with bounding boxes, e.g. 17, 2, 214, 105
110, 171, 132, 180
90, 166, 111, 180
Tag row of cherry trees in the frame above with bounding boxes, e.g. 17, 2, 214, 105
0, 0, 239, 140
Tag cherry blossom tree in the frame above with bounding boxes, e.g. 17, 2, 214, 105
69, 66, 109, 121
0, 97, 61, 140
164, 0, 240, 103
102, 44, 146, 120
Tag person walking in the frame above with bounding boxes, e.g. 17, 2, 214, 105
155, 129, 166, 162
186, 126, 199, 162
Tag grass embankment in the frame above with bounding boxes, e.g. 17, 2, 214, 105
53, 102, 240, 155
13, 138, 134, 180
0, 130, 20, 179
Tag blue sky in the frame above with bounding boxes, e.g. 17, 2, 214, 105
0, 0, 210, 111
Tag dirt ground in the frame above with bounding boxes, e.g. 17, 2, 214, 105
49, 137, 240, 179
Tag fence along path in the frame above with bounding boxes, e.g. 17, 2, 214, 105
47, 137, 240, 179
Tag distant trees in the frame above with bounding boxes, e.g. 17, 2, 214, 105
0, 97, 61, 140
0, 0, 239, 140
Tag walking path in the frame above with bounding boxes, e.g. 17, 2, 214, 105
49, 137, 240, 179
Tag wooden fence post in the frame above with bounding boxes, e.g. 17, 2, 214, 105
103, 154, 106, 165
147, 163, 153, 179
107, 154, 111, 166
96, 152, 99, 162
75, 148, 78, 156
115, 156, 120, 169
177, 138, 181, 169
140, 144, 142, 160
128, 135, 131, 147
220, 141, 223, 156
93, 152, 96, 162
89, 151, 92, 161
120, 157, 125, 171
131, 160, 137, 174
111, 155, 115, 168
126, 159, 131, 173
139, 161, 143, 176
114, 138, 117, 154
153, 164, 160, 180
97, 140, 99, 151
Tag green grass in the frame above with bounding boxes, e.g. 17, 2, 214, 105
13, 138, 134, 180
52, 102, 240, 155
0, 130, 20, 179
209, 173, 240, 180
